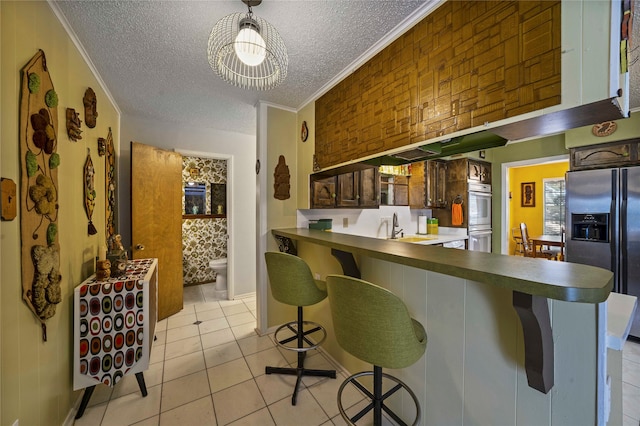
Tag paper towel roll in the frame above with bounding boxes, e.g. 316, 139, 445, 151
418, 215, 427, 234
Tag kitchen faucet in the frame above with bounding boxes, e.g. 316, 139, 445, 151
391, 212, 403, 239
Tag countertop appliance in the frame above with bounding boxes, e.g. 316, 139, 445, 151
566, 166, 640, 340
467, 181, 492, 252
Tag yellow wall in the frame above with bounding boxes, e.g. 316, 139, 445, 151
508, 162, 568, 255
1, 2, 120, 424
265, 106, 299, 328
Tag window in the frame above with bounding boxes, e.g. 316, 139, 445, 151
543, 178, 565, 235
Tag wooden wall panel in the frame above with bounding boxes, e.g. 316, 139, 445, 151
316, 0, 561, 169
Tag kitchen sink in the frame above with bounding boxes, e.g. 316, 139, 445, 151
390, 235, 438, 243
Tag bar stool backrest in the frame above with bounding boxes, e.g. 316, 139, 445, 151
326, 275, 427, 369
264, 252, 327, 307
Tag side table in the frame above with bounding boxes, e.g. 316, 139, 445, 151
73, 258, 158, 418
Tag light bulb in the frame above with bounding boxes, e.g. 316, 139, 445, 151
234, 26, 266, 66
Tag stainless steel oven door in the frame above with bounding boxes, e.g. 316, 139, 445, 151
468, 230, 492, 252
468, 189, 492, 232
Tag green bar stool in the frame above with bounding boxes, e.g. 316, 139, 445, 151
326, 275, 427, 426
264, 252, 337, 405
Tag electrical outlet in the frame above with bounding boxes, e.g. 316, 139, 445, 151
314, 273, 321, 280
343, 217, 348, 227
380, 216, 391, 224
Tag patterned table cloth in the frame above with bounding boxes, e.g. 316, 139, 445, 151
74, 258, 157, 390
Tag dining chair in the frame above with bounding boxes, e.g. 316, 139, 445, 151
512, 227, 524, 255
520, 223, 554, 259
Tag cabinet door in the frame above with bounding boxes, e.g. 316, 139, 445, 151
359, 167, 379, 207
571, 141, 636, 170
408, 161, 426, 208
311, 177, 336, 208
337, 172, 360, 207
426, 160, 447, 208
468, 160, 491, 183
393, 175, 409, 206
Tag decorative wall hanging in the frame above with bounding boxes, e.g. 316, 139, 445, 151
273, 155, 290, 200
301, 121, 308, 142
66, 108, 83, 141
521, 182, 536, 207
591, 121, 617, 137
84, 149, 98, 235
83, 87, 98, 128
97, 137, 106, 156
1, 178, 17, 221
189, 165, 200, 180
19, 49, 62, 339
105, 128, 117, 241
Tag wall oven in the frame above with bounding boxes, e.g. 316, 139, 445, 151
467, 182, 492, 252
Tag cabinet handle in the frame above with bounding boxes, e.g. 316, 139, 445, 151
135, 244, 145, 251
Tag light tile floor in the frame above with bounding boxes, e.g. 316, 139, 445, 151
74, 284, 376, 426
74, 283, 640, 425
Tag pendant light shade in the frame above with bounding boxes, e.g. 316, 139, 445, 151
208, 1, 288, 90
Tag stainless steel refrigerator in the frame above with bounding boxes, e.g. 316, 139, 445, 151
566, 166, 640, 339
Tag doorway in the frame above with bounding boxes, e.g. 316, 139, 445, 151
178, 149, 234, 299
501, 154, 569, 255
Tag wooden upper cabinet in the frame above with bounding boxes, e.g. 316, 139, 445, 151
468, 160, 491, 184
311, 177, 336, 208
428, 160, 448, 207
359, 167, 380, 207
570, 139, 640, 171
311, 167, 379, 209
315, 0, 561, 169
409, 160, 447, 209
336, 172, 360, 207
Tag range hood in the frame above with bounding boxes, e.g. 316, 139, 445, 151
361, 130, 508, 166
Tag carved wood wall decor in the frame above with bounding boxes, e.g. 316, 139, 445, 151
19, 50, 62, 339
66, 107, 83, 141
591, 121, 617, 137
273, 155, 291, 200
315, 0, 561, 169
98, 137, 106, 156
83, 87, 98, 128
105, 128, 117, 241
84, 149, 98, 235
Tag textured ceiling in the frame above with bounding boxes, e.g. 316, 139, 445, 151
52, 0, 432, 136
52, 0, 639, 138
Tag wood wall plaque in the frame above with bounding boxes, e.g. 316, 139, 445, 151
19, 50, 62, 337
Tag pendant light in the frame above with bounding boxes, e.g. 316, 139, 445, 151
207, 0, 288, 90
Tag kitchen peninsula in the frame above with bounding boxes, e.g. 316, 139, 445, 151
271, 228, 622, 425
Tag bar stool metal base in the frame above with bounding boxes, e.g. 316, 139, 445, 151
266, 306, 336, 405
337, 366, 420, 426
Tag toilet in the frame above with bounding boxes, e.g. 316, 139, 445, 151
209, 258, 228, 299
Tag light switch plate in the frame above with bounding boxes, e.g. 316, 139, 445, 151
1, 178, 17, 221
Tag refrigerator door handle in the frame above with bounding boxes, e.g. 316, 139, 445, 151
611, 169, 619, 292
621, 169, 628, 294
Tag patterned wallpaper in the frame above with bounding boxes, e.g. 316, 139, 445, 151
181, 156, 227, 286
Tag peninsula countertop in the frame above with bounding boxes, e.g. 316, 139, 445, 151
272, 228, 613, 303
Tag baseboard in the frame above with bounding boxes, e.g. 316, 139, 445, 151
232, 291, 256, 300
63, 392, 84, 426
